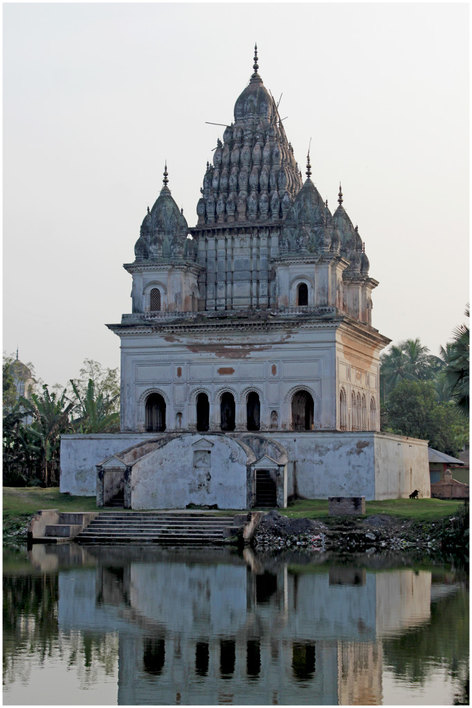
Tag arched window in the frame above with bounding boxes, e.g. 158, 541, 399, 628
361, 395, 367, 430
196, 392, 210, 432
220, 392, 235, 431
145, 393, 166, 432
370, 397, 377, 430
150, 287, 161, 311
297, 282, 308, 307
351, 392, 357, 430
340, 388, 347, 431
291, 390, 314, 431
246, 391, 260, 431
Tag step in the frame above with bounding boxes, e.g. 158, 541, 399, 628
78, 529, 223, 538
85, 520, 233, 529
45, 524, 83, 538
74, 511, 242, 547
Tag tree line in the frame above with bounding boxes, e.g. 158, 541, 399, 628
380, 309, 469, 457
3, 358, 119, 487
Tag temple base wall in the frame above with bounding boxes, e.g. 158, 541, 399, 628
60, 431, 429, 503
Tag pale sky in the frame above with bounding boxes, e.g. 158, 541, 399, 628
3, 2, 469, 387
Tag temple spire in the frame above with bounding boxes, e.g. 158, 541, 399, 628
338, 182, 343, 206
306, 151, 312, 179
253, 43, 259, 75
163, 162, 169, 189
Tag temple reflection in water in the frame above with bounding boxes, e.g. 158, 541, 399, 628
29, 545, 446, 705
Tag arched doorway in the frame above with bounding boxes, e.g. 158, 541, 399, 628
145, 393, 166, 432
246, 391, 260, 431
291, 390, 314, 431
297, 282, 308, 306
220, 392, 235, 431
196, 392, 210, 432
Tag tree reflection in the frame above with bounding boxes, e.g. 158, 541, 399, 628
383, 587, 469, 685
3, 571, 118, 688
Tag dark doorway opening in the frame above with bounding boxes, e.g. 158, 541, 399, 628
255, 469, 277, 507
220, 392, 235, 431
145, 393, 166, 432
196, 393, 209, 432
297, 282, 308, 306
246, 391, 260, 431
291, 390, 314, 431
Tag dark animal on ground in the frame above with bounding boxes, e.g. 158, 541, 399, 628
409, 489, 419, 499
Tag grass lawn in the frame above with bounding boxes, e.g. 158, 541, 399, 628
3, 487, 467, 529
283, 497, 467, 521
3, 487, 98, 517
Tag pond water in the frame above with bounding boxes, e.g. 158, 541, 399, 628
3, 544, 468, 705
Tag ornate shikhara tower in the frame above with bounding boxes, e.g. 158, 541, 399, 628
109, 48, 389, 438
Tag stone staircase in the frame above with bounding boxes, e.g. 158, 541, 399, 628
255, 470, 277, 507
28, 510, 99, 544
75, 511, 244, 545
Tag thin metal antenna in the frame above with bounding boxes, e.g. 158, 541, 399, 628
205, 121, 230, 127
276, 93, 283, 109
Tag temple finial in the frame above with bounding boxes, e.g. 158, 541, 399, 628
306, 151, 312, 179
338, 182, 343, 206
253, 43, 259, 75
163, 161, 169, 188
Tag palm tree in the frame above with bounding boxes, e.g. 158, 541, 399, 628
21, 386, 74, 486
380, 338, 443, 401
3, 402, 41, 484
442, 310, 469, 416
70, 378, 120, 433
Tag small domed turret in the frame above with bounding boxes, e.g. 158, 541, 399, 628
134, 164, 190, 262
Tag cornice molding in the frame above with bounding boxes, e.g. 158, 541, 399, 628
107, 316, 345, 337
123, 261, 204, 275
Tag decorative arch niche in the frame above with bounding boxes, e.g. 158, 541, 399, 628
339, 388, 347, 430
